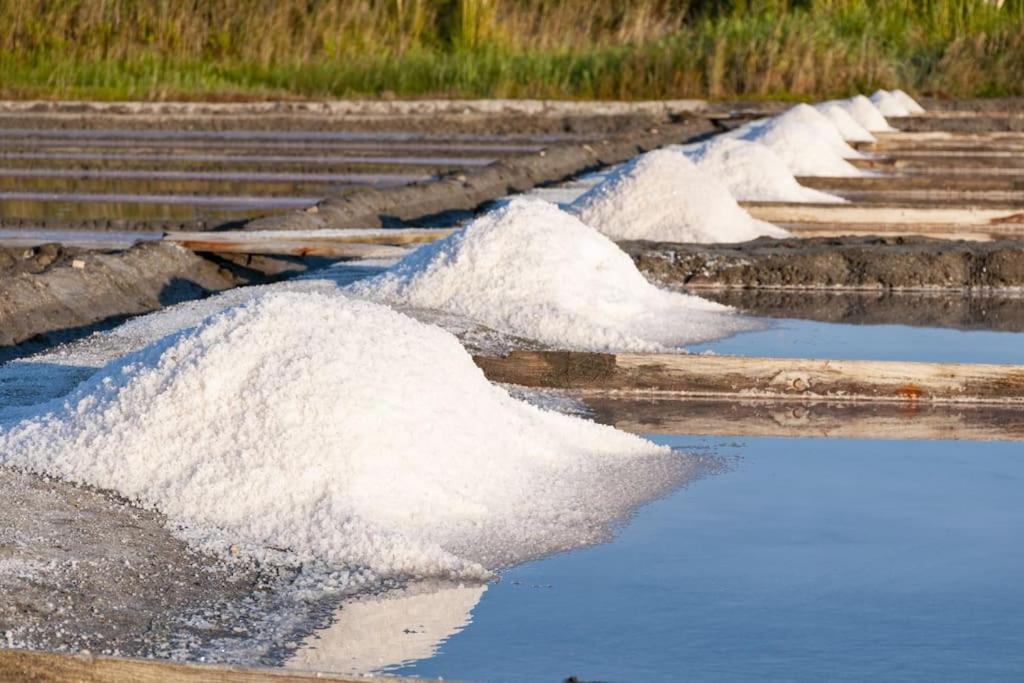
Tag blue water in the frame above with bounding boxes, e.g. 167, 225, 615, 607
395, 437, 1024, 682
689, 319, 1024, 364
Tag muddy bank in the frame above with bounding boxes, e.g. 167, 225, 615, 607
0, 466, 336, 664
0, 243, 238, 348
243, 119, 714, 231
627, 236, 1024, 291
698, 288, 1024, 333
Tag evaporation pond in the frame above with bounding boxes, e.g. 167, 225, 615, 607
375, 436, 1024, 682
689, 317, 1024, 364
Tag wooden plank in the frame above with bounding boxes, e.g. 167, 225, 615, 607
165, 228, 454, 258
870, 131, 1024, 144
0, 648, 421, 683
472, 351, 1024, 405
166, 227, 454, 247
169, 238, 409, 259
742, 202, 1024, 227
863, 152, 1024, 168
586, 397, 1024, 442
781, 224, 1020, 242
798, 175, 1024, 193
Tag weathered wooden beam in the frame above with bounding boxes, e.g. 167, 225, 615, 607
473, 351, 1024, 405
782, 224, 1018, 242
164, 228, 454, 258
743, 202, 1024, 227
0, 648, 415, 683
798, 175, 1024, 193
586, 397, 1024, 442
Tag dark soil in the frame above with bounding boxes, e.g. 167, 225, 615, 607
0, 243, 240, 348
0, 244, 81, 276
626, 236, 1024, 291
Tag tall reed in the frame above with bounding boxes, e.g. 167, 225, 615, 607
0, 0, 1021, 100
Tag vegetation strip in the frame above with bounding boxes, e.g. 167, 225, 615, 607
2, 1, 1022, 100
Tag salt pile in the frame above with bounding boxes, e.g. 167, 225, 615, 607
680, 137, 846, 203
734, 104, 864, 177
350, 197, 755, 351
569, 149, 787, 243
891, 89, 926, 114
814, 102, 876, 143
833, 95, 895, 132
870, 89, 914, 117
0, 292, 694, 582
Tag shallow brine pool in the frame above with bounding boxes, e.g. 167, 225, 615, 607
291, 436, 1024, 682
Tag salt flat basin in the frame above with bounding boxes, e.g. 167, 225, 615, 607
350, 436, 1024, 681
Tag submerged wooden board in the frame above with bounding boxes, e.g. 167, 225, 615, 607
587, 397, 1024, 442
474, 351, 1024, 405
0, 648, 412, 683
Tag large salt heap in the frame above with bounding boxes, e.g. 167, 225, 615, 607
734, 104, 864, 177
890, 89, 926, 114
569, 149, 787, 243
814, 102, 876, 143
870, 89, 915, 117
833, 95, 895, 132
350, 197, 754, 351
0, 292, 694, 582
680, 137, 845, 203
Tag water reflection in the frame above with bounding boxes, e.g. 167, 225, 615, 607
286, 580, 487, 676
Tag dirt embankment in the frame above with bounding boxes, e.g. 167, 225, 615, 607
627, 236, 1024, 291
243, 119, 715, 231
0, 117, 716, 352
0, 243, 240, 348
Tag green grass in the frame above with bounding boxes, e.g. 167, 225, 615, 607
2, 0, 1023, 101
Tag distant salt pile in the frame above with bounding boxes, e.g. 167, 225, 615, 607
569, 149, 788, 243
0, 292, 693, 581
891, 89, 926, 114
734, 104, 864, 177
351, 197, 754, 351
834, 95, 895, 132
680, 137, 845, 203
870, 89, 913, 117
814, 102, 876, 143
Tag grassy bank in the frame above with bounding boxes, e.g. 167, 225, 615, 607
2, 0, 1023, 101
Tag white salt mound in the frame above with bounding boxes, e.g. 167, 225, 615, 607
891, 89, 926, 114
569, 149, 787, 244
0, 292, 689, 581
834, 95, 895, 132
350, 197, 755, 352
680, 137, 845, 203
814, 102, 876, 143
734, 104, 864, 177
870, 89, 911, 117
